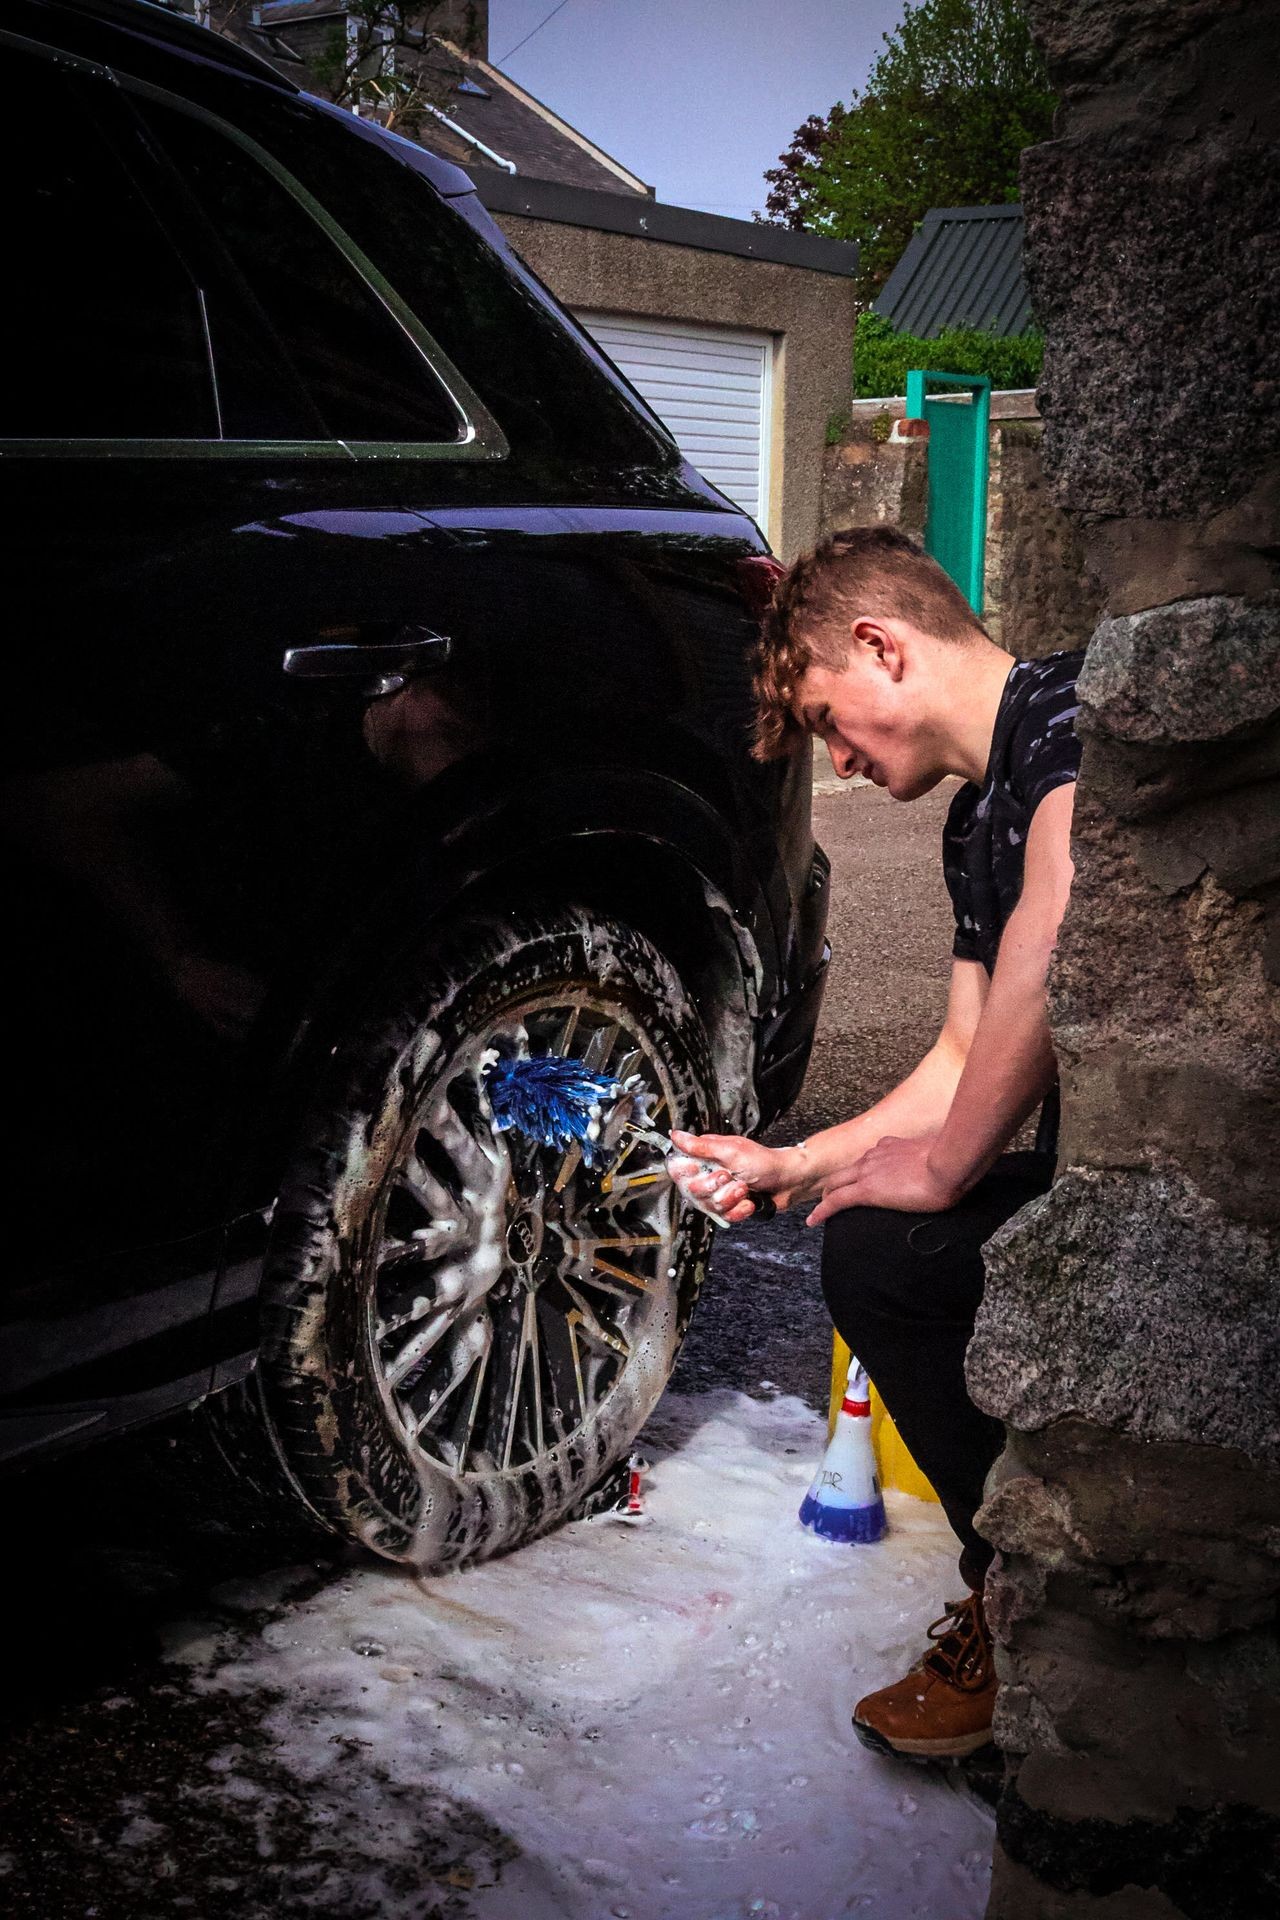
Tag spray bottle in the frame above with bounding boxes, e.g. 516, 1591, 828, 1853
799, 1356, 887, 1544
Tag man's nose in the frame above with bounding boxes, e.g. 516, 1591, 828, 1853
827, 739, 856, 779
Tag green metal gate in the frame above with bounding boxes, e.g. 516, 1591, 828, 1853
905, 368, 991, 615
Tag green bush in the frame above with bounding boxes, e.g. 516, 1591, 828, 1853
853, 310, 1043, 398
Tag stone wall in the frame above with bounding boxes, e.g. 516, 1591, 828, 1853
966, 3, 1280, 1915
821, 396, 1101, 658
988, 420, 1101, 662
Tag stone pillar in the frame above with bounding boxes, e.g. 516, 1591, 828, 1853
965, 3, 1280, 1913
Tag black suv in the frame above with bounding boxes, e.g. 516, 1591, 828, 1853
1, 0, 828, 1569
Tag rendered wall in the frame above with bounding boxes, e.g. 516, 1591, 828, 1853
967, 3, 1280, 1914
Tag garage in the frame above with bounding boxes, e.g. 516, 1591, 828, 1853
575, 312, 775, 537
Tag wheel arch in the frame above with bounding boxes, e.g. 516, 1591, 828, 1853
250, 767, 775, 1207
456, 828, 766, 1135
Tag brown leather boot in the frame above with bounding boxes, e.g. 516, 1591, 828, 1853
852, 1590, 996, 1761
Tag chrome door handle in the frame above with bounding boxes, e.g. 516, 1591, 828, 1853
282, 626, 451, 696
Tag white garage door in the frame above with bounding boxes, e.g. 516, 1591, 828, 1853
576, 312, 774, 534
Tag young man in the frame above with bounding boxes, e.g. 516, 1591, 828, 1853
670, 525, 1082, 1763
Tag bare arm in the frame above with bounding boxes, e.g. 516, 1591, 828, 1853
808, 782, 1075, 1221
783, 958, 988, 1201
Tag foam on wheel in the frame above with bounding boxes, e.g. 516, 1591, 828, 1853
258, 906, 717, 1569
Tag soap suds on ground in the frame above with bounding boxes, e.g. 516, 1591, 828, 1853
162, 1390, 991, 1920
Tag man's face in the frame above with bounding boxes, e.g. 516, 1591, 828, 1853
793, 619, 943, 801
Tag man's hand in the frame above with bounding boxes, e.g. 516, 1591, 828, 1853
805, 1134, 960, 1226
667, 1130, 807, 1223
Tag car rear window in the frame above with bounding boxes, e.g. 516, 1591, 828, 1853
223, 94, 679, 476
4, 55, 217, 440
132, 97, 467, 447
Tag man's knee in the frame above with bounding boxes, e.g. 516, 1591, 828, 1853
820, 1204, 922, 1333
820, 1200, 991, 1339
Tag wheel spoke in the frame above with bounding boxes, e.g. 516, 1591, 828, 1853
576, 1235, 664, 1252
379, 1221, 465, 1274
564, 1237, 661, 1296
566, 1314, 587, 1419
382, 1245, 502, 1388
454, 1327, 492, 1473
535, 1287, 586, 1436
524, 1291, 544, 1454
500, 1292, 535, 1470
573, 1272, 643, 1304
552, 1139, 582, 1195
601, 1130, 643, 1186
409, 1311, 489, 1436
384, 1315, 449, 1390
561, 1276, 630, 1361
553, 1003, 581, 1055
396, 1140, 462, 1218
435, 1079, 509, 1187
377, 1292, 435, 1341
599, 1163, 668, 1202
580, 1021, 619, 1074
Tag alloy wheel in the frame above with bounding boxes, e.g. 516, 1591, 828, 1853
369, 993, 678, 1478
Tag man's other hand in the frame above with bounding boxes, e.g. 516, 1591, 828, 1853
805, 1135, 959, 1225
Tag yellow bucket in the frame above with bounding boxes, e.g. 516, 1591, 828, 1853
829, 1333, 939, 1504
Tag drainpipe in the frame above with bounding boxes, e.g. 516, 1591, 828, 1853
419, 103, 517, 173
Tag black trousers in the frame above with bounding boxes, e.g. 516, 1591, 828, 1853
820, 1152, 1054, 1591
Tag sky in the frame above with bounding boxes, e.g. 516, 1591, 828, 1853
488, 0, 907, 220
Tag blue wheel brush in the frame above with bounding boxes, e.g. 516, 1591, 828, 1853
481, 1051, 776, 1224
481, 1052, 641, 1168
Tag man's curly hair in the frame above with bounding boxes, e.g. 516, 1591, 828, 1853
752, 526, 985, 760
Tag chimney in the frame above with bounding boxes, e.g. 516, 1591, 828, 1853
433, 1, 487, 60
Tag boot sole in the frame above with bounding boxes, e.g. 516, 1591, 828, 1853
852, 1716, 994, 1763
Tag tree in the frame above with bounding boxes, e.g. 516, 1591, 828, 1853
759, 0, 1055, 300
308, 3, 481, 132
210, 4, 482, 135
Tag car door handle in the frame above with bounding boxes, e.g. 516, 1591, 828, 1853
282, 626, 451, 695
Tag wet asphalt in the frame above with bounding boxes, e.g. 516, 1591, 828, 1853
0, 777, 960, 1918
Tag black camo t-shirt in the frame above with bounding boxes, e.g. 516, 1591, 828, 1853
943, 651, 1084, 976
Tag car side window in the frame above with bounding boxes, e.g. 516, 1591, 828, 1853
133, 97, 465, 447
4, 55, 217, 441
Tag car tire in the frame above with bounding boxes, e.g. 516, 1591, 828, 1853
258, 904, 718, 1570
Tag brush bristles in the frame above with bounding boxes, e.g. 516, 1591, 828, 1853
483, 1053, 643, 1165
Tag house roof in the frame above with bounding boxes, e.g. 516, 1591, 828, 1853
422, 41, 652, 195
875, 204, 1030, 338
230, 5, 651, 196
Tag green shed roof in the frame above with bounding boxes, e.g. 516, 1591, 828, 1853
874, 204, 1030, 338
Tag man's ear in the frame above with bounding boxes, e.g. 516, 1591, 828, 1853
851, 616, 904, 679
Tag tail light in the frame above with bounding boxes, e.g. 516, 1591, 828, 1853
733, 554, 785, 620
